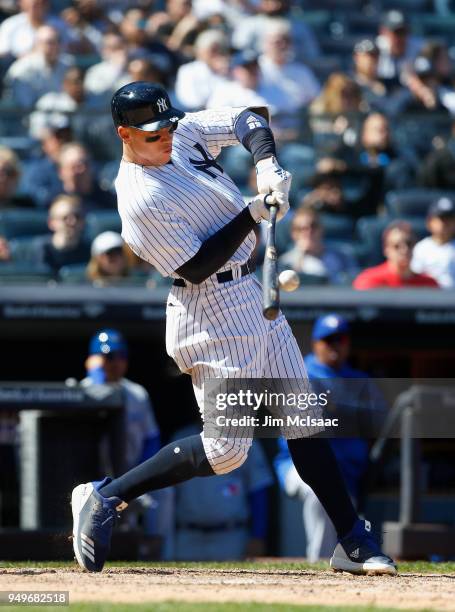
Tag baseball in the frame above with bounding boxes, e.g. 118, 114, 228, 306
278, 269, 300, 292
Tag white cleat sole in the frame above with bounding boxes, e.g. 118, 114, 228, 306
330, 557, 397, 576
71, 483, 95, 572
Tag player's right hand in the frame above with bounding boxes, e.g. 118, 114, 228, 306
248, 191, 289, 223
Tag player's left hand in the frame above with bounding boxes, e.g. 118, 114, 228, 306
256, 156, 292, 198
248, 191, 289, 222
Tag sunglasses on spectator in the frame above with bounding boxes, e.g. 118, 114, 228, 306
293, 222, 320, 232
388, 239, 414, 250
103, 351, 128, 360
103, 247, 124, 257
322, 333, 349, 345
54, 211, 84, 221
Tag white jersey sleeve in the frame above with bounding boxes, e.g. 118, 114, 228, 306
185, 106, 268, 159
117, 164, 202, 277
122, 204, 201, 277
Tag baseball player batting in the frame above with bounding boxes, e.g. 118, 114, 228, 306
71, 81, 396, 575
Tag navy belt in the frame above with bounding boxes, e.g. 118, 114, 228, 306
173, 259, 255, 287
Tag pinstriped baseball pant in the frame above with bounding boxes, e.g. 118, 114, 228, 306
166, 272, 317, 475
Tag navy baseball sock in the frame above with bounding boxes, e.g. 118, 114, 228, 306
99, 435, 214, 502
287, 437, 358, 539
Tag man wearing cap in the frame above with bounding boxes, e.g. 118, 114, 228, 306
354, 220, 439, 290
376, 10, 422, 87
82, 329, 163, 557
275, 314, 382, 561
83, 328, 160, 472
352, 39, 389, 113
411, 198, 455, 288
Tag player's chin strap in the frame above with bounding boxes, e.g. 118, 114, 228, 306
99, 435, 214, 502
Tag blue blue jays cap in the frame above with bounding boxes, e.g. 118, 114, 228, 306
89, 329, 128, 357
312, 314, 350, 341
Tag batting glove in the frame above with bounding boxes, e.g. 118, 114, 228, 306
256, 156, 292, 198
248, 191, 290, 223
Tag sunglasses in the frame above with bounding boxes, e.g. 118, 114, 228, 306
54, 212, 84, 221
388, 240, 414, 250
104, 247, 124, 256
145, 122, 178, 143
293, 222, 320, 232
322, 333, 349, 345
102, 351, 128, 360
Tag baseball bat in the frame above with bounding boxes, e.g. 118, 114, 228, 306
262, 194, 279, 320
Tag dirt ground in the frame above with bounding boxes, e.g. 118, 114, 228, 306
2, 566, 455, 610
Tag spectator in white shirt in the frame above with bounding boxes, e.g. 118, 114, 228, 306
411, 197, 455, 288
4, 24, 73, 108
0, 0, 68, 59
258, 19, 320, 127
84, 32, 129, 101
207, 50, 277, 113
175, 29, 230, 110
30, 66, 104, 138
232, 0, 320, 64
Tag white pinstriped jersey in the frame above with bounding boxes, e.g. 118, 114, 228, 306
115, 107, 256, 278
114, 106, 317, 457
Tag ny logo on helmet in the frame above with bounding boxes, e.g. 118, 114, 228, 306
156, 97, 168, 113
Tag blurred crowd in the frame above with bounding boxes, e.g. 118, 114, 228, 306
0, 0, 455, 288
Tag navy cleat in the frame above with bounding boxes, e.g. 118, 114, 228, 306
330, 519, 397, 576
71, 478, 128, 572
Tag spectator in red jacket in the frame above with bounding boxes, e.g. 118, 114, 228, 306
353, 220, 438, 289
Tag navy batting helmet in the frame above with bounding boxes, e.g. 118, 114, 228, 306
111, 81, 185, 131
89, 329, 128, 358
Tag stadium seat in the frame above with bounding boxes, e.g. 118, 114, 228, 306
381, 0, 429, 13
319, 213, 355, 241
306, 56, 345, 81
99, 160, 119, 194
297, 272, 329, 286
411, 14, 455, 42
386, 189, 455, 218
218, 147, 253, 188
278, 143, 316, 195
58, 264, 88, 284
0, 262, 54, 283
275, 212, 293, 255
392, 113, 452, 158
0, 209, 49, 239
8, 235, 43, 263
344, 13, 380, 36
85, 210, 122, 242
298, 10, 332, 33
